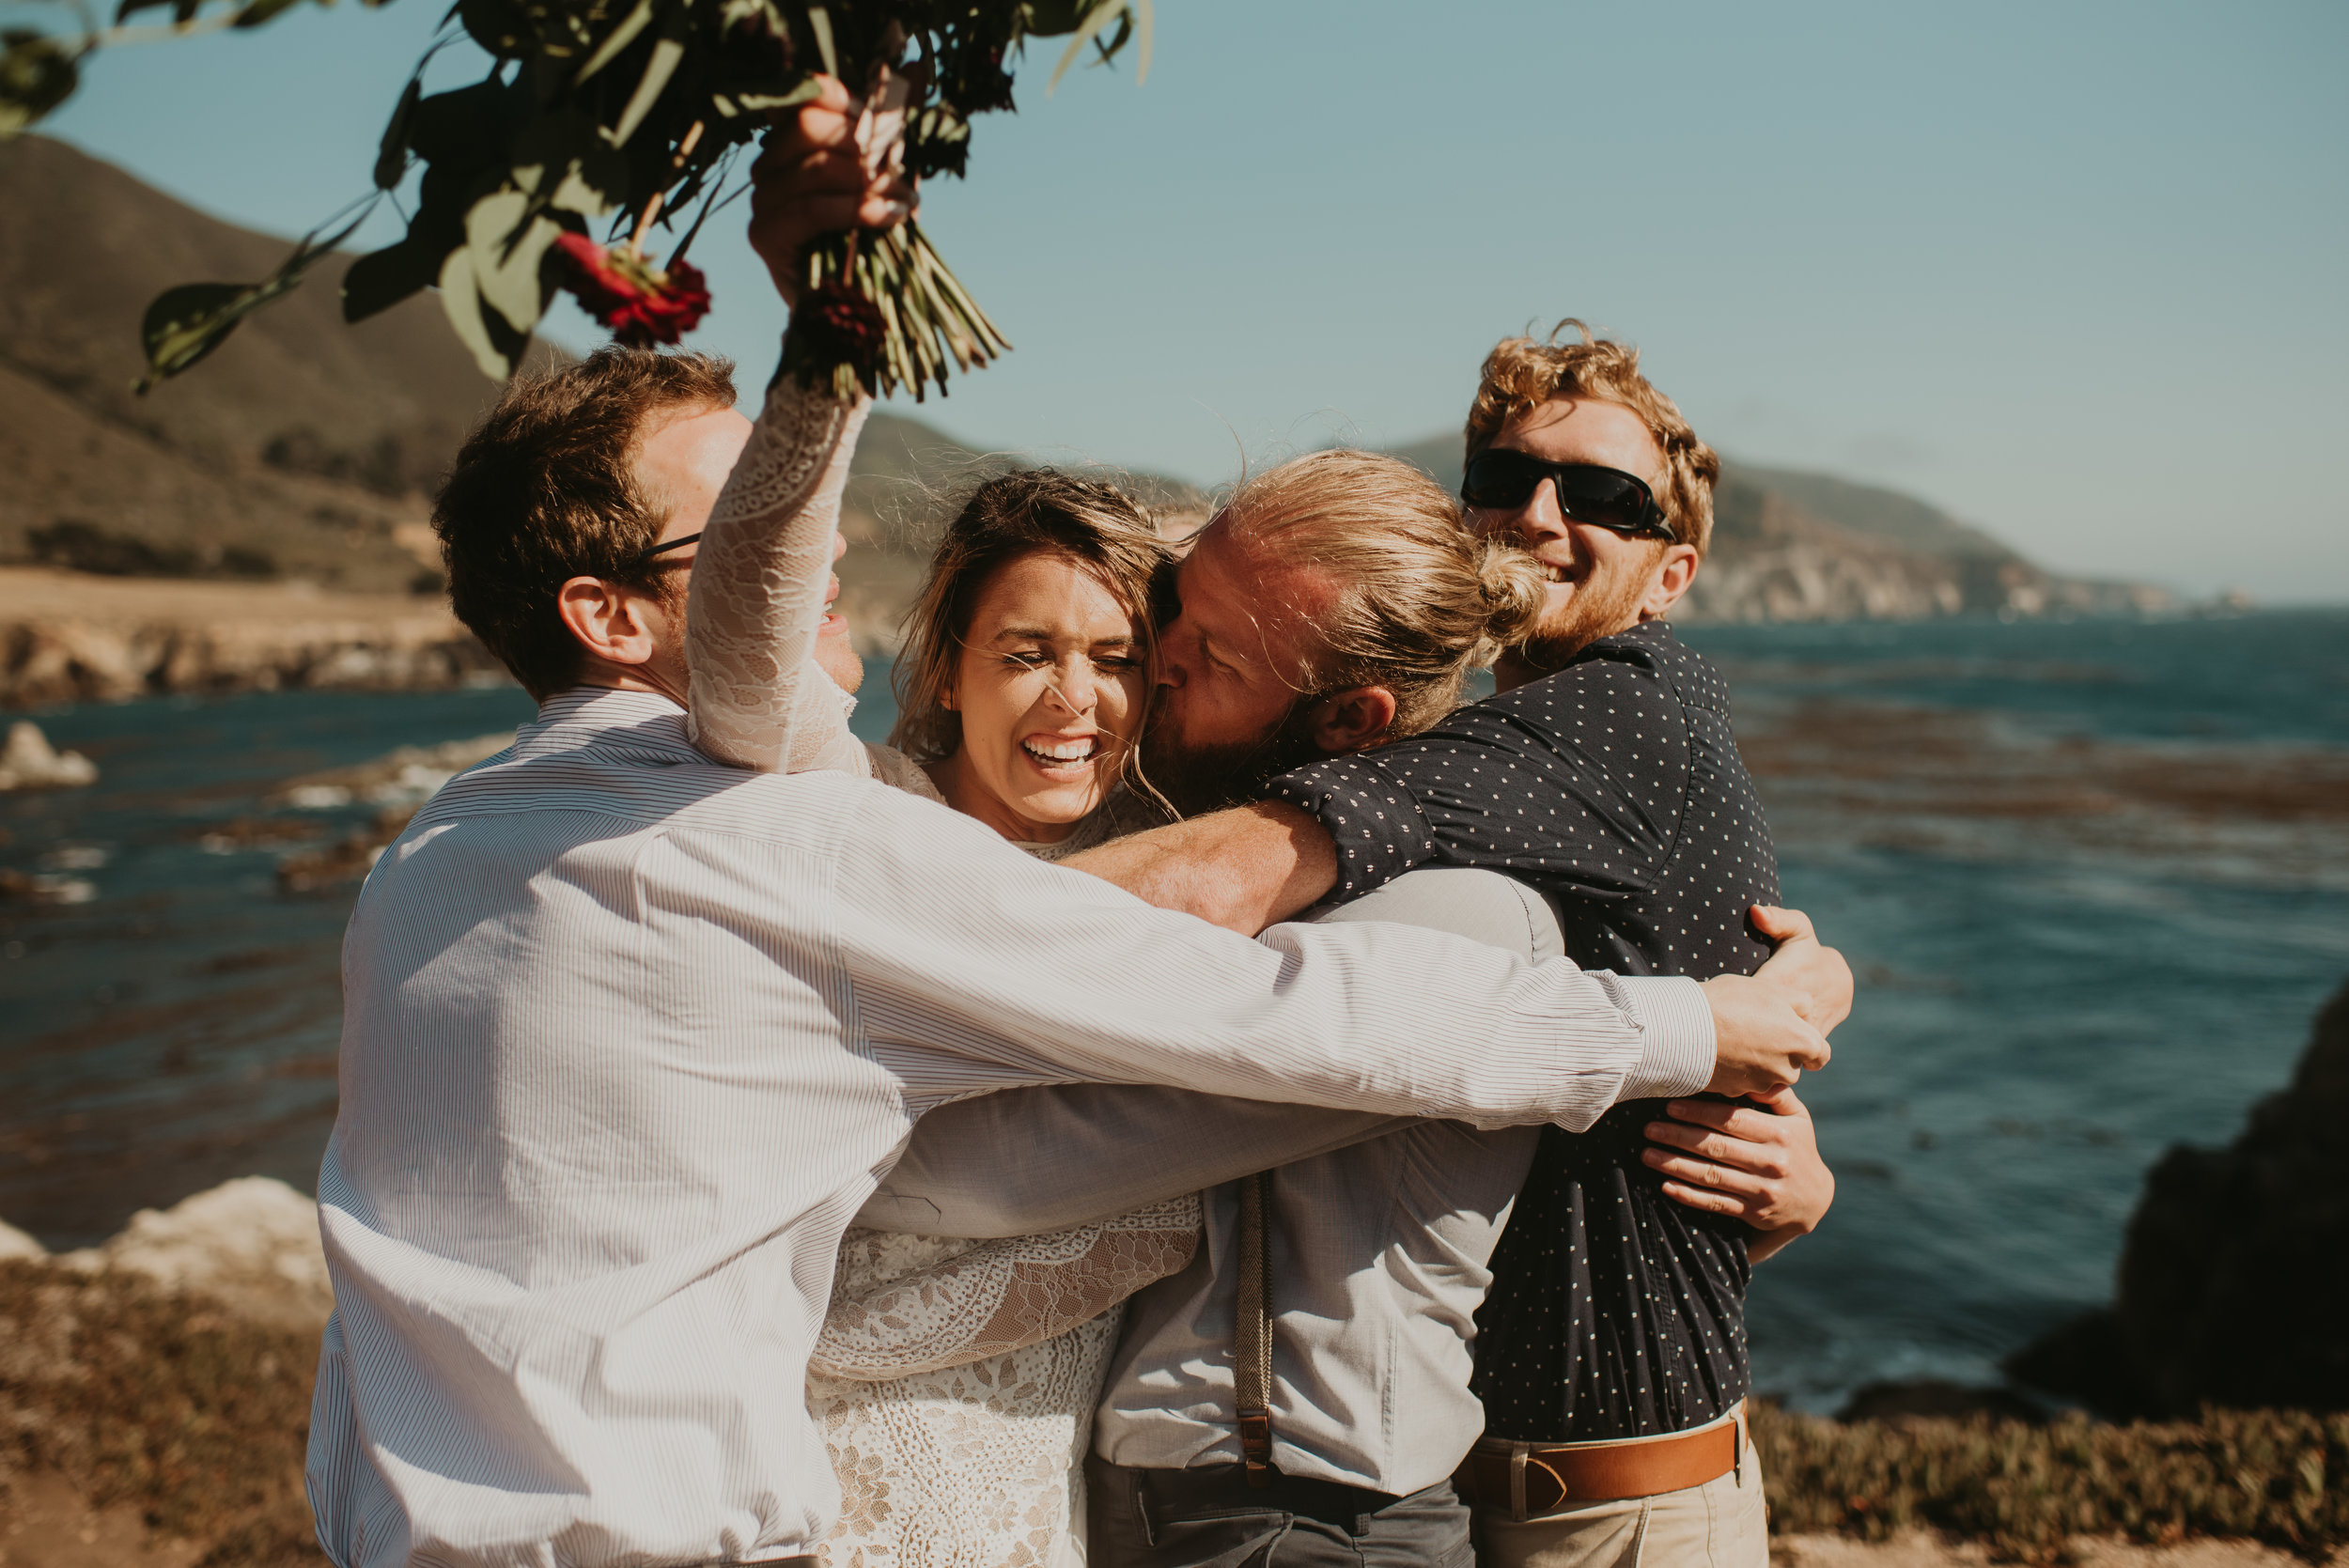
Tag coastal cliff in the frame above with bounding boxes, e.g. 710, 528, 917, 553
0, 567, 502, 707
2012, 976, 2349, 1416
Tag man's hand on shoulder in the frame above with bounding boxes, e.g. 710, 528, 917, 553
1062, 801, 1338, 935
1749, 904, 1853, 1034
1641, 1085, 1834, 1264
748, 76, 917, 306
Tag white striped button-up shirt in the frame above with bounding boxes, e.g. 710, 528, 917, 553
305, 688, 1715, 1568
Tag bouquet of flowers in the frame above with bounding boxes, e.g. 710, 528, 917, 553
0, 0, 1151, 399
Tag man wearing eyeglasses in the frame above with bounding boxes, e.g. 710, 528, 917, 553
1061, 322, 1824, 1566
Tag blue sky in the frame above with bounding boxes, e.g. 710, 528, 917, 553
36, 0, 2349, 602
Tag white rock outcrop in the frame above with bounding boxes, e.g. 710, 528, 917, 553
0, 1215, 47, 1262
55, 1175, 332, 1330
0, 720, 97, 790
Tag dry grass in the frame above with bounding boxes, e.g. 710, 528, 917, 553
1753, 1403, 2349, 1562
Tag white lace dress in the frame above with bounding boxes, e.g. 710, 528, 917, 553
686, 367, 1202, 1568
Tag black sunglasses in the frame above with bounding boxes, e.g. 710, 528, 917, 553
630, 532, 702, 567
1460, 451, 1673, 541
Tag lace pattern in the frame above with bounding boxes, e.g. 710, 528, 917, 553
808, 1200, 1198, 1568
814, 1198, 1200, 1379
686, 371, 896, 779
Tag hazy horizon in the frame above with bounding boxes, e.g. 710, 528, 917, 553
30, 0, 2348, 604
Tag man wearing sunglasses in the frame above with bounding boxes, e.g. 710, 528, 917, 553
1065, 321, 1822, 1566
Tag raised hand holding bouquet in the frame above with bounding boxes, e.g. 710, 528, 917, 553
0, 0, 1150, 399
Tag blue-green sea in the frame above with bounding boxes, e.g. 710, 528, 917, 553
4, 610, 2344, 1410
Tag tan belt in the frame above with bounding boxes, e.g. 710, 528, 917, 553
1455, 1405, 1746, 1519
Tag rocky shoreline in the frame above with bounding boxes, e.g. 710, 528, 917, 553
2, 1179, 2341, 1568
0, 567, 504, 708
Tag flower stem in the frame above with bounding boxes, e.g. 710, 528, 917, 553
630, 119, 707, 261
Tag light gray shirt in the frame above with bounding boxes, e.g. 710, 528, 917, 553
307, 691, 1715, 1568
863, 869, 1682, 1496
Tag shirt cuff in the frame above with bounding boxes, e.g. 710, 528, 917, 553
1610, 974, 1715, 1101
1266, 755, 1437, 902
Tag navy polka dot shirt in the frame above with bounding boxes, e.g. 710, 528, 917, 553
1268, 620, 1781, 1442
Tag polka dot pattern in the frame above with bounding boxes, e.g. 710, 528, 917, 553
1268, 621, 1781, 1442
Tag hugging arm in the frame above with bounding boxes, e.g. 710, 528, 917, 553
1643, 1085, 1835, 1263
1061, 800, 1336, 936
684, 377, 874, 775
813, 1197, 1201, 1379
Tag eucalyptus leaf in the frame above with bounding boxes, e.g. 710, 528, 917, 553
341, 235, 444, 322
0, 30, 79, 137
804, 5, 835, 78
734, 73, 822, 113
461, 186, 565, 335
436, 247, 530, 380
373, 77, 423, 189
136, 210, 365, 391
573, 0, 652, 85
609, 35, 684, 147
1048, 0, 1132, 94
231, 0, 321, 30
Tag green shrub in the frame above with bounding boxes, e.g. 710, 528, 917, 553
1752, 1400, 2348, 1561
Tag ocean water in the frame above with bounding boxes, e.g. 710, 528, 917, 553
2, 611, 2343, 1411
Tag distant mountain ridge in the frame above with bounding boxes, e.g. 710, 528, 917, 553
3, 134, 2163, 627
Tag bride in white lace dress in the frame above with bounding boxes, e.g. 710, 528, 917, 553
684, 357, 1197, 1568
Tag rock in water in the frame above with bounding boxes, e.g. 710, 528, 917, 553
63, 1174, 331, 1331
0, 720, 97, 790
2013, 976, 2349, 1413
0, 1216, 46, 1261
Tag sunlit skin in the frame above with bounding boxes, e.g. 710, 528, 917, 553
1148, 521, 1338, 757
1465, 396, 1702, 691
554, 401, 863, 699
927, 551, 1149, 846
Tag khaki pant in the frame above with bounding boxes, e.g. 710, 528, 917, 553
1467, 1438, 1766, 1568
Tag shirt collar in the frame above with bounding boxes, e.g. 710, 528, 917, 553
522, 685, 707, 766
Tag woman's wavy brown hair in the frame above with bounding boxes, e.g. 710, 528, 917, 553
889, 470, 1172, 772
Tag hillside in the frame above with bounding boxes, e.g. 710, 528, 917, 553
2, 133, 2164, 643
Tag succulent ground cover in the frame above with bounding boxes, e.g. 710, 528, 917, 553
1751, 1402, 2349, 1564
6, 1258, 2342, 1568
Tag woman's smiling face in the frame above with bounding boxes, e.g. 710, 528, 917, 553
930, 549, 1149, 845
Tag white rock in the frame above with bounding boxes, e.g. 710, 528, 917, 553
99, 1175, 332, 1330
0, 1217, 47, 1262
0, 721, 98, 791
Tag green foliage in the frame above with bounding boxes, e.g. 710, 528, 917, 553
1750, 1401, 2349, 1562
16, 0, 1151, 389
135, 210, 366, 391
0, 29, 80, 135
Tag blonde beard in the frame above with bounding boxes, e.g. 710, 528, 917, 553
1512, 567, 1657, 675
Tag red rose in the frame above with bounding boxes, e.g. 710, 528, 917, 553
552, 232, 712, 348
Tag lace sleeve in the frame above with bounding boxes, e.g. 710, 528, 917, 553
684, 366, 874, 776
811, 1195, 1202, 1381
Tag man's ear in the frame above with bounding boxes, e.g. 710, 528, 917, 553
1640, 544, 1702, 620
555, 576, 661, 669
1309, 685, 1400, 755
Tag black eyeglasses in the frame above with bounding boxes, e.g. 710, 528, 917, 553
630, 532, 702, 567
1460, 451, 1673, 541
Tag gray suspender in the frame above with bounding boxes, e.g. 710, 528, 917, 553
1233, 1170, 1276, 1487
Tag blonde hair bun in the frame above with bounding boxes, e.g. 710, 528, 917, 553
1473, 538, 1549, 659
